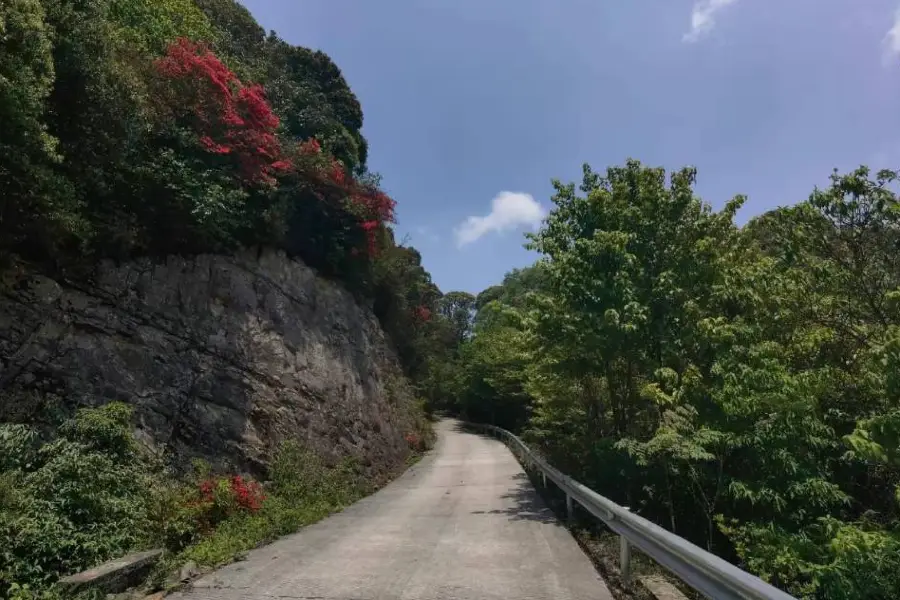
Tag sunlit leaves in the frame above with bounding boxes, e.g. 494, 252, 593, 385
456, 159, 900, 596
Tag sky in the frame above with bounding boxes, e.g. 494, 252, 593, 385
239, 0, 900, 294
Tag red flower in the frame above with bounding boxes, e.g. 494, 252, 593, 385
191, 474, 266, 519
299, 138, 322, 155
360, 220, 379, 256
229, 475, 265, 511
200, 136, 232, 154
329, 159, 346, 186
414, 305, 432, 323
405, 433, 423, 451
155, 38, 288, 185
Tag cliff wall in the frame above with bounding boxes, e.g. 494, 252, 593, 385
0, 249, 422, 477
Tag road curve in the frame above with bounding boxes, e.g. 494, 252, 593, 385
173, 419, 613, 600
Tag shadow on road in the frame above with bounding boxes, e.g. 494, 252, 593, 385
452, 420, 499, 440
471, 472, 560, 524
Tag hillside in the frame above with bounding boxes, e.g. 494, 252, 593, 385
0, 1, 459, 597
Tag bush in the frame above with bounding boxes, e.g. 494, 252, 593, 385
270, 440, 363, 506
0, 403, 155, 595
405, 433, 424, 452
0, 408, 405, 597
162, 441, 364, 571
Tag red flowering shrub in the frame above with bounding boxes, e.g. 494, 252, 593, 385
328, 158, 347, 187
405, 433, 424, 451
184, 473, 266, 533
155, 38, 290, 185
351, 188, 396, 226
298, 138, 322, 155
414, 305, 432, 323
230, 475, 265, 511
298, 146, 396, 258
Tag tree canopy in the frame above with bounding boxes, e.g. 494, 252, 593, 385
445, 161, 900, 599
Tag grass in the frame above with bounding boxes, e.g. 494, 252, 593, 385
151, 496, 340, 586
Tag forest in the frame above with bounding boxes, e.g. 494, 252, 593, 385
3, 0, 900, 598
435, 162, 900, 599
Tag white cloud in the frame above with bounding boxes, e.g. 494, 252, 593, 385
683, 0, 739, 43
454, 192, 545, 248
883, 6, 900, 63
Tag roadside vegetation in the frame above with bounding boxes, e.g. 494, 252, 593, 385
435, 162, 900, 599
0, 403, 431, 599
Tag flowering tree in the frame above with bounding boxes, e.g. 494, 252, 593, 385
414, 305, 432, 323
295, 135, 396, 257
328, 160, 396, 256
155, 38, 290, 185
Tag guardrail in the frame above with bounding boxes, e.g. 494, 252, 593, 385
465, 422, 798, 600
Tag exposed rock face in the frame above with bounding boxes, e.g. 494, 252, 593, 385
0, 249, 419, 476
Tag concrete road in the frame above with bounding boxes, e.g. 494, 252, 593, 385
174, 419, 613, 600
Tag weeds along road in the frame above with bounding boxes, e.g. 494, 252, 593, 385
172, 419, 612, 600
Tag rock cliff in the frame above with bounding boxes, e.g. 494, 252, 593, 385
0, 249, 422, 477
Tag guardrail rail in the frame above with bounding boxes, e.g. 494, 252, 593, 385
465, 422, 798, 600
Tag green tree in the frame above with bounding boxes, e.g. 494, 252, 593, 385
437, 291, 476, 347
456, 160, 900, 598
0, 0, 84, 261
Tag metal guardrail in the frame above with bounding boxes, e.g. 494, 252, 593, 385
466, 422, 798, 600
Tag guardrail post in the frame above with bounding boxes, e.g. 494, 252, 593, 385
541, 471, 547, 488
619, 535, 632, 584
566, 494, 574, 524
620, 505, 632, 584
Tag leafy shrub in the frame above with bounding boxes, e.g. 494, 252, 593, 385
165, 441, 365, 570
192, 475, 266, 530
270, 440, 362, 506
405, 433, 423, 452
0, 426, 38, 472
0, 403, 154, 595
720, 517, 900, 600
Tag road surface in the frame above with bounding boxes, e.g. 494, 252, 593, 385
173, 419, 613, 600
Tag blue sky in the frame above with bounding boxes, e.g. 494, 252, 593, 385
239, 0, 900, 294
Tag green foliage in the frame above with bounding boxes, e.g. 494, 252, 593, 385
437, 291, 476, 346
270, 440, 362, 506
0, 404, 395, 598
0, 403, 154, 596
162, 440, 365, 571
449, 161, 900, 598
0, 0, 56, 160
0, 0, 86, 261
0, 0, 381, 276
371, 241, 444, 379
109, 0, 218, 54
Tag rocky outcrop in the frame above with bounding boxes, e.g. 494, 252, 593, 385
0, 249, 420, 477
